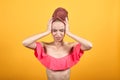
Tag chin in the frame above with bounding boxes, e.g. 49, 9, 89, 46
55, 39, 63, 42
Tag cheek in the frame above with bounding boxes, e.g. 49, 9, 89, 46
51, 32, 65, 37
62, 30, 66, 35
61, 32, 65, 37
51, 32, 56, 37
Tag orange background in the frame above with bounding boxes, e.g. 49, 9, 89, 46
0, 0, 120, 80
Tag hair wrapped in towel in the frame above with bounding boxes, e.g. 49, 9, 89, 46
52, 7, 68, 24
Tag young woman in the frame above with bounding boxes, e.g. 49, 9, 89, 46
22, 7, 92, 80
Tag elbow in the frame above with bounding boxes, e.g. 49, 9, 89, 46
22, 40, 29, 47
86, 43, 93, 50
84, 43, 92, 51
88, 44, 93, 50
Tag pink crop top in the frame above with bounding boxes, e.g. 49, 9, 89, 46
34, 42, 84, 71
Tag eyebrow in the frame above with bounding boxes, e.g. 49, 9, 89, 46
52, 28, 65, 30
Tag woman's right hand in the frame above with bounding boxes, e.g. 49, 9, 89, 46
47, 18, 53, 33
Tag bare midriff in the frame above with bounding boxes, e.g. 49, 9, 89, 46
46, 68, 70, 80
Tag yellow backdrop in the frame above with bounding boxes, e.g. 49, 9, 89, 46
0, 0, 119, 80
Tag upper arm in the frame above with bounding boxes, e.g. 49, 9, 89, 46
23, 42, 44, 50
68, 42, 86, 51
24, 42, 36, 50
73, 43, 91, 51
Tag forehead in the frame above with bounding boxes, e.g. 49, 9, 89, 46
52, 21, 65, 29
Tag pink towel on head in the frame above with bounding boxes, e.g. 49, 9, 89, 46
34, 42, 84, 71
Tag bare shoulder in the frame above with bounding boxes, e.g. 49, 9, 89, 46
41, 41, 53, 47
65, 42, 79, 47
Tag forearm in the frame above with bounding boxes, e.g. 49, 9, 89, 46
22, 31, 50, 46
66, 31, 92, 50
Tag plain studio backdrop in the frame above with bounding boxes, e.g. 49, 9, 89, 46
0, 0, 120, 80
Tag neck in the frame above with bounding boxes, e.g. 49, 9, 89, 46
53, 40, 64, 47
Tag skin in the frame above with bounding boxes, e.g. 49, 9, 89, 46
22, 18, 92, 80
43, 21, 72, 80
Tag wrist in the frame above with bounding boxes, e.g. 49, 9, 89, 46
66, 31, 71, 35
46, 30, 51, 33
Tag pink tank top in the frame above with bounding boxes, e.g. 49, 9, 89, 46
34, 42, 84, 71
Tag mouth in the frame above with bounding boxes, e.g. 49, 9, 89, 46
55, 37, 62, 40
55, 37, 61, 39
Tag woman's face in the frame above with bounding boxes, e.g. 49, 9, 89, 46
51, 21, 65, 42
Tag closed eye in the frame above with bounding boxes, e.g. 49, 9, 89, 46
53, 29, 57, 32
59, 29, 64, 32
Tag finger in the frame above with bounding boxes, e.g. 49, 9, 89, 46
65, 17, 68, 22
64, 18, 68, 25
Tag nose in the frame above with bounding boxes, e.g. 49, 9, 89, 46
56, 31, 61, 36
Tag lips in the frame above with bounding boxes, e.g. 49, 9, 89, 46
56, 37, 61, 38
55, 37, 61, 40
